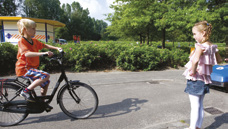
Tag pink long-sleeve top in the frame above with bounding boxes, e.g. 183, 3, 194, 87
183, 43, 218, 84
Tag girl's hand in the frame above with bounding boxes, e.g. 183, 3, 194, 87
225, 58, 228, 62
189, 70, 196, 76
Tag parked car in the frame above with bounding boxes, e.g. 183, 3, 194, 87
58, 39, 67, 45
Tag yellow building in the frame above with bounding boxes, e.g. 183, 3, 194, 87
0, 16, 65, 45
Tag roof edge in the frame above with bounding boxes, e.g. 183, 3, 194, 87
0, 16, 65, 27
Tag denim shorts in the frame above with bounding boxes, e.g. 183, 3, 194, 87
23, 68, 50, 88
184, 80, 209, 95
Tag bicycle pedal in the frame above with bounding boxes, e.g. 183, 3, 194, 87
45, 104, 53, 112
45, 108, 52, 112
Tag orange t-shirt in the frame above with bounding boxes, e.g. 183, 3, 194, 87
15, 38, 45, 76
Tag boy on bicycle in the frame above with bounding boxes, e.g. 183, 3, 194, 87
16, 19, 61, 104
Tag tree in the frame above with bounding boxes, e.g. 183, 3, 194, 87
107, 0, 192, 47
0, 0, 20, 16
107, 0, 227, 46
207, 0, 228, 42
107, 0, 155, 44
55, 27, 70, 40
23, 0, 62, 21
56, 2, 108, 41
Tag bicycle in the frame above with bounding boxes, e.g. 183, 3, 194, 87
0, 50, 99, 127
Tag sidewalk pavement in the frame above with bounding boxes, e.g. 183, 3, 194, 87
60, 69, 228, 129
2, 69, 228, 129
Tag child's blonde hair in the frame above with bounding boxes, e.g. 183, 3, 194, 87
17, 19, 36, 36
193, 21, 212, 43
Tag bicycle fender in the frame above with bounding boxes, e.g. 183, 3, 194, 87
57, 84, 67, 104
56, 80, 80, 104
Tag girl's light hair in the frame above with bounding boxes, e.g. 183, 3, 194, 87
17, 19, 36, 36
193, 21, 212, 43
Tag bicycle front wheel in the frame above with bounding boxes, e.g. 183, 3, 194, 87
0, 84, 28, 127
59, 82, 98, 119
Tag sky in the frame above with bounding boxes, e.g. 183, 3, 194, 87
59, 0, 115, 25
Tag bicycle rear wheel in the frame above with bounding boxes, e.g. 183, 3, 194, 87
0, 84, 28, 127
59, 82, 98, 119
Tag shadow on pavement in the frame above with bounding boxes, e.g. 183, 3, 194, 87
20, 98, 148, 125
205, 113, 228, 129
91, 98, 148, 119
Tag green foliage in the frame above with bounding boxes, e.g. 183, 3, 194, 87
0, 0, 19, 16
57, 2, 108, 41
0, 43, 18, 75
217, 47, 226, 58
1, 41, 226, 75
117, 46, 164, 71
3, 0, 227, 42
108, 0, 227, 44
167, 48, 189, 68
23, 0, 62, 21
20, 1, 109, 41
52, 41, 127, 71
39, 41, 191, 72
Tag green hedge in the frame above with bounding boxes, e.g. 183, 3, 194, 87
0, 41, 226, 76
0, 43, 18, 75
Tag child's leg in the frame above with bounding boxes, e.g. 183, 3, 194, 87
196, 95, 205, 129
27, 77, 49, 90
189, 94, 201, 129
23, 68, 50, 92
40, 80, 50, 96
21, 68, 50, 102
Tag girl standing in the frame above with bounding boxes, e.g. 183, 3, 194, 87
183, 21, 222, 129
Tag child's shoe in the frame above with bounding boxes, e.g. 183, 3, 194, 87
20, 90, 35, 102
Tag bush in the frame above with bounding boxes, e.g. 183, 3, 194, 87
0, 43, 18, 76
167, 48, 189, 68
218, 47, 226, 58
6, 41, 226, 74
116, 46, 164, 71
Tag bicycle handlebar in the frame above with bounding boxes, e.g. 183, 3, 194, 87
41, 48, 64, 58
48, 50, 65, 62
41, 54, 49, 57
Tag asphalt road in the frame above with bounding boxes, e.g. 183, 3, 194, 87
2, 69, 228, 129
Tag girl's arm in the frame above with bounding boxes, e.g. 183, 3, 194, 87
189, 49, 195, 58
190, 45, 203, 76
215, 52, 222, 64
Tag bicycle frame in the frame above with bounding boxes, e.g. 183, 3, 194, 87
33, 52, 72, 104
44, 57, 70, 104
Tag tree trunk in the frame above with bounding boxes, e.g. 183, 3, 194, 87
226, 36, 228, 57
162, 28, 166, 49
139, 34, 142, 44
147, 27, 150, 45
